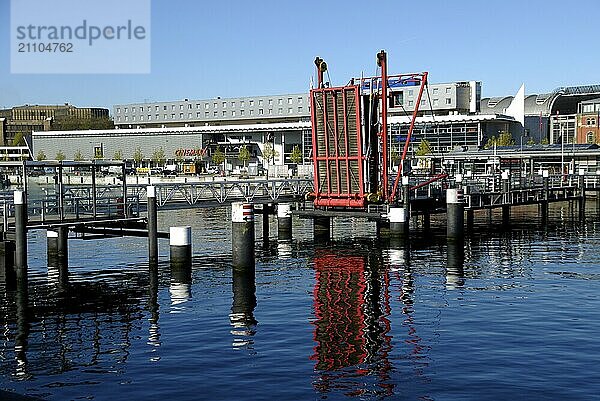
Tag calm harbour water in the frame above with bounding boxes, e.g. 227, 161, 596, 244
1, 203, 600, 400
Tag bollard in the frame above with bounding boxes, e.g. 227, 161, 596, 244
14, 191, 27, 272
170, 226, 192, 269
578, 169, 586, 220
47, 229, 68, 288
277, 203, 292, 241
501, 170, 510, 227
466, 209, 474, 230
313, 216, 331, 240
389, 207, 409, 237
47, 230, 58, 266
0, 240, 15, 285
402, 176, 411, 214
262, 203, 271, 242
232, 202, 255, 271
541, 170, 549, 223
446, 188, 464, 239
147, 186, 158, 264
170, 227, 192, 306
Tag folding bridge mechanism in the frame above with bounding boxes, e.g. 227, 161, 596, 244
310, 50, 428, 210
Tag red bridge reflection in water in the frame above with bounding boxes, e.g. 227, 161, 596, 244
310, 250, 394, 397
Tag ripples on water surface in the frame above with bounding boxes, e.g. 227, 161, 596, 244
1, 204, 600, 400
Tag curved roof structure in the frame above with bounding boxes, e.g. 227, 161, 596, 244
481, 84, 600, 116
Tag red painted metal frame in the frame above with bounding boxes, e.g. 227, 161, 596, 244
311, 86, 366, 208
390, 71, 428, 202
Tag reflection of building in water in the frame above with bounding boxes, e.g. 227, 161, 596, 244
230, 270, 257, 350
311, 249, 393, 396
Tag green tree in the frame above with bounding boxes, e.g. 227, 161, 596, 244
212, 146, 225, 166
262, 143, 279, 163
36, 150, 47, 161
55, 116, 114, 131
12, 132, 26, 146
56, 150, 66, 161
484, 131, 515, 148
74, 149, 84, 161
133, 147, 144, 166
238, 145, 250, 167
415, 139, 432, 156
152, 147, 166, 166
113, 149, 123, 160
290, 145, 303, 164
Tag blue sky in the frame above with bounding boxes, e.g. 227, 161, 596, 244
0, 0, 598, 110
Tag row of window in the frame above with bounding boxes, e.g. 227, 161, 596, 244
116, 97, 304, 114
392, 93, 453, 108
116, 107, 305, 122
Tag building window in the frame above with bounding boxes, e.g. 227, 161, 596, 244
446, 98, 452, 105
432, 88, 438, 95
288, 108, 293, 114
433, 99, 439, 106
214, 111, 218, 117
164, 114, 167, 119
171, 113, 175, 119
125, 116, 128, 121
446, 87, 451, 94
231, 101, 235, 107
392, 93, 403, 107
132, 115, 136, 121
587, 132, 595, 144
250, 110, 254, 116
139, 115, 143, 121
155, 106, 159, 111
298, 97, 303, 104
298, 107, 303, 112
116, 107, 121, 113
205, 103, 209, 109
407, 90, 413, 97
223, 101, 227, 108
278, 99, 283, 105
124, 107, 128, 112
197, 112, 201, 118
164, 105, 167, 110
171, 105, 175, 110
222, 111, 227, 116
117, 116, 121, 121
188, 113, 192, 118
258, 99, 263, 106
582, 104, 594, 113
408, 100, 414, 107
278, 107, 283, 114
240, 110, 245, 116
586, 117, 596, 126
156, 114, 159, 119
205, 111, 209, 117
148, 115, 151, 120
288, 98, 293, 104
249, 100, 254, 106
240, 100, 245, 107
180, 113, 184, 118
268, 99, 273, 106
232, 110, 236, 117
197, 104, 201, 109
259, 109, 264, 115
188, 104, 192, 109
420, 99, 426, 106
214, 103, 217, 108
